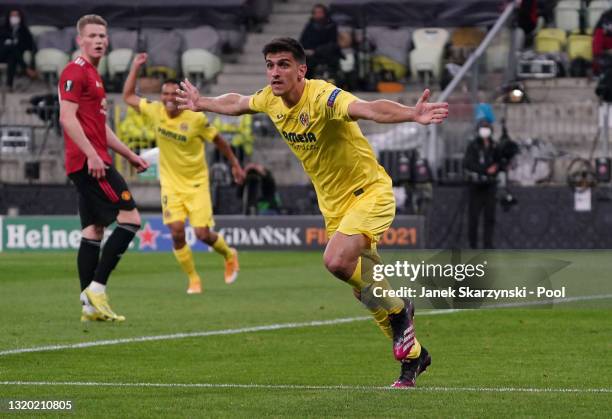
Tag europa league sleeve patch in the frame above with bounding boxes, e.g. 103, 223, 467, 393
327, 88, 341, 107
64, 80, 73, 92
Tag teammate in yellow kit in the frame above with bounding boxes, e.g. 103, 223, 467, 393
123, 53, 244, 294
176, 38, 448, 387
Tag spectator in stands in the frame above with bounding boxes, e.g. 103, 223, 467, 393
299, 3, 339, 78
241, 163, 280, 215
0, 9, 37, 90
464, 119, 500, 249
592, 7, 612, 75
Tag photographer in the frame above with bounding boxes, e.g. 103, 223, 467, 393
464, 120, 499, 249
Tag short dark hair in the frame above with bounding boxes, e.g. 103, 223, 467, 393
262, 37, 306, 64
162, 79, 181, 87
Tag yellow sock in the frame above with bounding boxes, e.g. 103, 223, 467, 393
173, 244, 200, 282
370, 307, 393, 339
406, 338, 422, 360
212, 235, 233, 260
359, 250, 404, 314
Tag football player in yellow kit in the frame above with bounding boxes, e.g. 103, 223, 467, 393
176, 38, 448, 387
123, 53, 244, 294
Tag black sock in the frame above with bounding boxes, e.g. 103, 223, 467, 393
93, 223, 139, 286
78, 238, 101, 291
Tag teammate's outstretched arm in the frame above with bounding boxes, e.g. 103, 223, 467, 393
176, 79, 254, 116
348, 89, 449, 125
213, 134, 246, 184
122, 52, 148, 111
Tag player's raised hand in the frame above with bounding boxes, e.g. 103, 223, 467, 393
176, 79, 201, 111
413, 89, 449, 125
231, 164, 246, 185
131, 52, 148, 69
87, 154, 106, 179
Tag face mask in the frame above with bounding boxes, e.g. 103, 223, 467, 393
9, 16, 20, 27
478, 127, 492, 138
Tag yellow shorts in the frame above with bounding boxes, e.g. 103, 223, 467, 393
324, 178, 396, 243
161, 187, 215, 227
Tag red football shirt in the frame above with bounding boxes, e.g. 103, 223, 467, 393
59, 56, 112, 174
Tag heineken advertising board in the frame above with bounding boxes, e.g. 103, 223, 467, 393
0, 215, 425, 252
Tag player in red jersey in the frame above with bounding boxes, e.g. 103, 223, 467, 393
58, 14, 149, 322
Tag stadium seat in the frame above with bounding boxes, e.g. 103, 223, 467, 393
367, 26, 412, 80
35, 48, 69, 82
588, 0, 611, 28
410, 28, 449, 82
109, 29, 139, 50
181, 49, 222, 84
535, 28, 567, 53
554, 0, 581, 32
36, 28, 74, 53
72, 50, 108, 77
142, 29, 182, 79
29, 25, 57, 39
567, 33, 593, 61
450, 27, 486, 64
217, 28, 247, 52
485, 29, 511, 72
107, 48, 133, 79
179, 26, 222, 56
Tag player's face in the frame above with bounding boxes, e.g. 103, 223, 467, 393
161, 83, 180, 113
265, 52, 306, 96
77, 24, 108, 61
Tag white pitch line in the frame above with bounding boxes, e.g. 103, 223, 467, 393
0, 381, 610, 394
0, 293, 609, 357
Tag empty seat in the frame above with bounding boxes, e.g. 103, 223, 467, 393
181, 49, 222, 84
555, 0, 581, 32
36, 28, 74, 53
107, 48, 133, 79
109, 29, 138, 50
409, 28, 449, 81
588, 0, 611, 28
567, 33, 593, 60
535, 28, 567, 53
179, 26, 221, 56
217, 28, 247, 52
485, 29, 511, 72
142, 29, 182, 79
29, 25, 58, 39
35, 48, 69, 82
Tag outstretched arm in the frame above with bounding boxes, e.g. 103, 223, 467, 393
348, 89, 449, 125
176, 79, 254, 116
122, 52, 148, 111
213, 134, 245, 184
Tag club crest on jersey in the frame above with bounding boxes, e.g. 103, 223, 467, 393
180, 122, 189, 132
299, 112, 310, 128
64, 80, 73, 92
121, 191, 131, 201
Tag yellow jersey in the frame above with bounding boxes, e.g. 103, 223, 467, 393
139, 98, 218, 193
249, 79, 391, 217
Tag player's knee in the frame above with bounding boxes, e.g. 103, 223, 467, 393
117, 209, 141, 226
171, 230, 186, 245
195, 228, 212, 243
324, 254, 352, 279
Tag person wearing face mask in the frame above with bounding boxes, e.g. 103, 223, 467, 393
299, 3, 340, 79
0, 9, 36, 90
464, 119, 499, 249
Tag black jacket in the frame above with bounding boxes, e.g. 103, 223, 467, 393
0, 23, 35, 55
464, 136, 499, 185
299, 19, 338, 52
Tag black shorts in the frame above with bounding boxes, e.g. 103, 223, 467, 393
68, 163, 137, 228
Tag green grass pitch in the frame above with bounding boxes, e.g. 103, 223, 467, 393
0, 251, 610, 417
